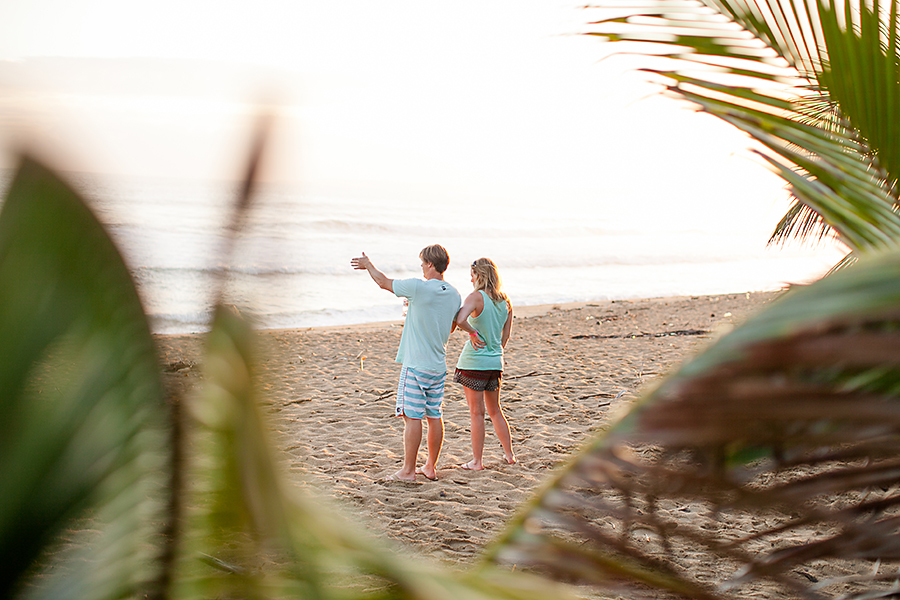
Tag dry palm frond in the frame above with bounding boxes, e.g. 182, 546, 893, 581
487, 249, 900, 600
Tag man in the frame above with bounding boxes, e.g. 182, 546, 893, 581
351, 245, 461, 481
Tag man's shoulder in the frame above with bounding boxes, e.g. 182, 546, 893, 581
422, 278, 452, 289
426, 279, 460, 298
392, 277, 420, 296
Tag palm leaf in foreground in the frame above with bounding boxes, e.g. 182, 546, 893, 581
0, 158, 171, 599
171, 299, 577, 600
167, 118, 576, 600
585, 0, 900, 253
487, 249, 900, 599
0, 139, 575, 599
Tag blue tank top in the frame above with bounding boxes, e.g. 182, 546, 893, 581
456, 290, 508, 371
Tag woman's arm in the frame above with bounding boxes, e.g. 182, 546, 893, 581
501, 300, 513, 348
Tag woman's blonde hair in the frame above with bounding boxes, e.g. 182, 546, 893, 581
471, 257, 507, 303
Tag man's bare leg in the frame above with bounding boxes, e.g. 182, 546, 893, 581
418, 416, 443, 480
392, 415, 421, 481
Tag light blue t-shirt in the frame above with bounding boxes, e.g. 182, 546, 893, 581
392, 277, 461, 373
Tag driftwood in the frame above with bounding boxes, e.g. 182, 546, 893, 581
505, 371, 551, 380
572, 329, 708, 340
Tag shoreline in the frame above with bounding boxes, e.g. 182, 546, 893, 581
180, 291, 788, 338
153, 290, 780, 570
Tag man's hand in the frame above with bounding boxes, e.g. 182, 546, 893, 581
351, 252, 372, 270
351, 252, 393, 291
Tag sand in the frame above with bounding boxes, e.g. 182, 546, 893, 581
153, 291, 778, 569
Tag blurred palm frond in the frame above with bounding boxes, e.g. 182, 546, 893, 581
0, 158, 172, 599
172, 301, 577, 600
0, 150, 576, 600
487, 248, 900, 599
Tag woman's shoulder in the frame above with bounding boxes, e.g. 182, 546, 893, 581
491, 294, 510, 313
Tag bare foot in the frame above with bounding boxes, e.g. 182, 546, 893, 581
505, 455, 517, 465
416, 466, 437, 481
459, 460, 484, 471
383, 471, 416, 483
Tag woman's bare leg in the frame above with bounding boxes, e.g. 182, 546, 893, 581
484, 389, 516, 464
463, 386, 486, 470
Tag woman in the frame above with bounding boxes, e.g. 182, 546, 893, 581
453, 258, 516, 470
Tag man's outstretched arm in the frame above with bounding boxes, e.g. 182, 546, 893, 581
351, 252, 393, 292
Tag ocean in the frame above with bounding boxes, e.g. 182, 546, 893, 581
1, 171, 845, 334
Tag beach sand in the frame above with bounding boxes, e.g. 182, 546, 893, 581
154, 291, 778, 572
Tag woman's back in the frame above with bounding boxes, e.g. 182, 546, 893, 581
457, 290, 508, 370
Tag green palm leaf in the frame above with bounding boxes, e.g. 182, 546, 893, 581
0, 158, 171, 599
172, 302, 575, 600
487, 248, 900, 599
0, 128, 575, 600
171, 303, 317, 598
163, 118, 576, 600
586, 0, 900, 251
769, 201, 834, 245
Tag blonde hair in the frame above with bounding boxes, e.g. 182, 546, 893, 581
420, 244, 450, 273
471, 258, 507, 303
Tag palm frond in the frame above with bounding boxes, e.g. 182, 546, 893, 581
586, 0, 900, 251
171, 302, 577, 600
816, 0, 900, 182
0, 122, 579, 600
170, 303, 319, 598
0, 158, 171, 599
487, 247, 900, 599
769, 200, 835, 245
162, 118, 577, 600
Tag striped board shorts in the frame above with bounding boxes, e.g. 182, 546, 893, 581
396, 365, 446, 419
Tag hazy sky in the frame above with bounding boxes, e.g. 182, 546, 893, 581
0, 0, 804, 238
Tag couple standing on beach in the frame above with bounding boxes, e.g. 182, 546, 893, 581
351, 244, 516, 482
